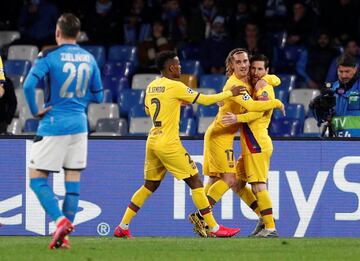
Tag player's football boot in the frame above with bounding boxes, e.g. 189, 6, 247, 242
249, 218, 264, 237
59, 237, 70, 249
188, 212, 209, 238
49, 218, 74, 249
114, 226, 132, 238
210, 225, 240, 238
254, 228, 279, 238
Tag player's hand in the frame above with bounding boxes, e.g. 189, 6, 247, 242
221, 112, 237, 126
0, 84, 4, 98
217, 101, 225, 107
35, 106, 52, 119
230, 85, 247, 96
255, 79, 267, 91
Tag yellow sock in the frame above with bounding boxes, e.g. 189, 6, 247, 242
191, 187, 217, 229
204, 182, 212, 195
120, 185, 152, 226
207, 179, 230, 206
256, 190, 275, 229
236, 186, 260, 217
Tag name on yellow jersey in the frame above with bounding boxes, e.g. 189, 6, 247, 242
148, 86, 165, 93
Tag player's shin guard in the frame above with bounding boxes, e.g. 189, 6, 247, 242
207, 179, 230, 206
63, 181, 80, 223
120, 185, 152, 225
236, 186, 260, 216
30, 178, 63, 221
191, 187, 217, 229
256, 190, 275, 229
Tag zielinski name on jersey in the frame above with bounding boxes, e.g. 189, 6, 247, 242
148, 86, 165, 93
60, 53, 91, 63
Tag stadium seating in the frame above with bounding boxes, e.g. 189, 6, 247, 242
92, 118, 128, 136
277, 74, 296, 92
107, 45, 138, 66
82, 45, 106, 67
131, 74, 159, 89
129, 104, 147, 117
274, 88, 289, 104
269, 118, 302, 137
23, 118, 39, 133
18, 88, 44, 126
102, 61, 135, 78
77, 31, 89, 42
102, 75, 130, 101
7, 75, 26, 89
197, 117, 215, 134
117, 89, 145, 117
138, 23, 151, 42
102, 89, 113, 103
272, 104, 305, 124
196, 104, 218, 117
178, 44, 202, 60
180, 104, 194, 120
87, 103, 120, 131
4, 60, 32, 77
129, 116, 152, 135
180, 118, 197, 136
7, 118, 22, 135
180, 60, 203, 78
196, 88, 216, 95
199, 74, 227, 91
303, 117, 323, 134
178, 74, 197, 88
7, 45, 39, 63
0, 31, 20, 50
273, 45, 305, 73
289, 89, 320, 114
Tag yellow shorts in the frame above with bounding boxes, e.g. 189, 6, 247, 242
203, 128, 236, 177
236, 150, 272, 183
144, 140, 198, 181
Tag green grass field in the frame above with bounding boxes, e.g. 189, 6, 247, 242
1, 237, 360, 261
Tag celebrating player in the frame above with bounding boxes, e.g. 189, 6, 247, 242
23, 13, 103, 249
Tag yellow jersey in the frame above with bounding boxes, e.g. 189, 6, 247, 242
0, 56, 5, 83
145, 77, 233, 144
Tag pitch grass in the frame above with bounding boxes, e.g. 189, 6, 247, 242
1, 237, 360, 261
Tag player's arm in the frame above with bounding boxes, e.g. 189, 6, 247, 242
222, 111, 264, 126
231, 92, 283, 112
262, 74, 281, 87
175, 83, 244, 106
89, 62, 104, 103
23, 56, 50, 117
144, 96, 150, 116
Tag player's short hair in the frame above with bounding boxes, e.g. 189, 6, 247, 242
57, 13, 81, 39
336, 54, 357, 68
156, 51, 177, 71
225, 48, 249, 77
250, 53, 269, 69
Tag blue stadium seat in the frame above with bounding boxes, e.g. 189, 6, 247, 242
129, 104, 148, 117
107, 45, 138, 66
102, 89, 113, 103
277, 74, 296, 92
199, 74, 227, 92
117, 89, 145, 117
180, 104, 194, 120
178, 44, 201, 60
102, 61, 135, 78
180, 60, 203, 78
273, 45, 305, 73
4, 60, 32, 76
23, 118, 39, 133
139, 23, 151, 42
274, 88, 289, 104
269, 118, 302, 137
82, 45, 106, 67
95, 118, 128, 135
180, 118, 197, 136
273, 104, 305, 121
196, 104, 218, 117
102, 75, 130, 102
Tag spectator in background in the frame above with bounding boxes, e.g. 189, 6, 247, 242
138, 20, 175, 71
238, 21, 268, 56
84, 0, 123, 45
0, 57, 17, 134
263, 0, 287, 32
18, 0, 59, 46
296, 31, 338, 89
326, 39, 360, 83
201, 16, 233, 74
331, 54, 360, 117
229, 0, 253, 42
161, 0, 187, 45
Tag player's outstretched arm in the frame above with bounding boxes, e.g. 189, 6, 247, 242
194, 85, 246, 106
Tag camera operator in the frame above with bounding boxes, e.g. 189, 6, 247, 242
330, 54, 360, 137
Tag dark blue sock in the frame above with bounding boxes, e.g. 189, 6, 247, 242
30, 178, 63, 221
63, 181, 80, 223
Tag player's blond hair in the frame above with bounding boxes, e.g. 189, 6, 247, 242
225, 48, 249, 77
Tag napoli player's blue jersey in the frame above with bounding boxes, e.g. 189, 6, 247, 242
23, 44, 103, 136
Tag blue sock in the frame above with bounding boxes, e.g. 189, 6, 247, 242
63, 181, 80, 223
30, 178, 63, 222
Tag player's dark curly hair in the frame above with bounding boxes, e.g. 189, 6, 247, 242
250, 53, 269, 69
156, 51, 177, 71
57, 13, 81, 39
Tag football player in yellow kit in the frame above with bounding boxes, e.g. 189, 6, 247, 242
222, 54, 280, 237
114, 50, 247, 238
189, 49, 284, 237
